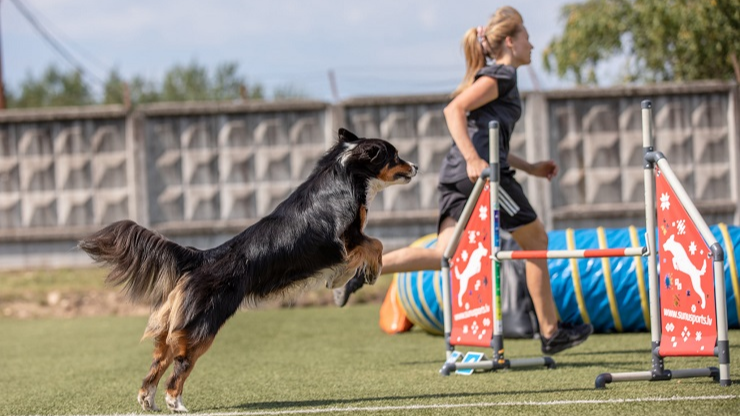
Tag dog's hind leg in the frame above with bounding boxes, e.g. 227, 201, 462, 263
138, 332, 173, 411
164, 331, 215, 413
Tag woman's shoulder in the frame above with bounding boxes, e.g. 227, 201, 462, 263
476, 63, 516, 81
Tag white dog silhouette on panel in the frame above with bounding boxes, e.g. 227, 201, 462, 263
454, 242, 489, 307
663, 233, 707, 309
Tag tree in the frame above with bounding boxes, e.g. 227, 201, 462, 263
543, 0, 740, 84
273, 84, 308, 100
101, 69, 127, 105
159, 60, 263, 102
8, 61, 274, 108
9, 65, 94, 108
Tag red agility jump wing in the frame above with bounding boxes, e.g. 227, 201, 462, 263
449, 182, 494, 348
656, 166, 717, 356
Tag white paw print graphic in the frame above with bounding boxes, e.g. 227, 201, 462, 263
483, 318, 491, 327
478, 205, 488, 221
677, 220, 686, 235
695, 331, 702, 342
467, 230, 478, 244
665, 322, 675, 332
471, 321, 479, 335
681, 326, 691, 343
660, 193, 670, 210
689, 241, 697, 256
463, 325, 469, 334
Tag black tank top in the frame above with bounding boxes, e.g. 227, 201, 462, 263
439, 64, 522, 184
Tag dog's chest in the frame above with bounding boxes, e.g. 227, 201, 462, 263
362, 179, 387, 228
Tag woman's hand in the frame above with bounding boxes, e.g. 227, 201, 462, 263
466, 155, 490, 183
529, 160, 558, 181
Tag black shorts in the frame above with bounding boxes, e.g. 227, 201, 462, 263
437, 174, 537, 232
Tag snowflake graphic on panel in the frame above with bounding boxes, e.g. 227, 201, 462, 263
660, 193, 670, 211
677, 219, 686, 235
468, 230, 480, 244
688, 241, 697, 255
696, 331, 702, 342
478, 205, 488, 221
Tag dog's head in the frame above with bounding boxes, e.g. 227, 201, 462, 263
336, 128, 418, 186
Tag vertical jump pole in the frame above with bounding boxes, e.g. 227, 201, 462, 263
642, 100, 667, 380
489, 120, 504, 365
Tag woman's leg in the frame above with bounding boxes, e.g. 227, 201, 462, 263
510, 219, 558, 339
380, 216, 457, 274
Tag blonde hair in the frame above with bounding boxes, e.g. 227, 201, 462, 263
452, 6, 523, 97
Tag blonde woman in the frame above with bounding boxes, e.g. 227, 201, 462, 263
336, 6, 592, 354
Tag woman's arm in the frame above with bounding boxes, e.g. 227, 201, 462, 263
443, 77, 500, 183
508, 153, 558, 181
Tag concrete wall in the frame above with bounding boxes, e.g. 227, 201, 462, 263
1, 81, 737, 270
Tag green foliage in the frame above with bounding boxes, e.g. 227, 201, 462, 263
273, 84, 308, 100
543, 0, 740, 84
159, 61, 263, 102
101, 69, 127, 105
6, 61, 279, 109
126, 75, 163, 105
9, 65, 95, 108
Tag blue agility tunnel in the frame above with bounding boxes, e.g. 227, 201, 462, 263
395, 224, 740, 335
549, 224, 740, 333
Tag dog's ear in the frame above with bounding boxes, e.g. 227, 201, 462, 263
358, 141, 386, 164
338, 128, 361, 143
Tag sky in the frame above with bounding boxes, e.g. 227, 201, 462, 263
2, 0, 591, 102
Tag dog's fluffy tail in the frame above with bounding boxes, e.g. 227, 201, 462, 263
79, 220, 204, 307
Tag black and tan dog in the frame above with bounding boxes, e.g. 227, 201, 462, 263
79, 129, 417, 412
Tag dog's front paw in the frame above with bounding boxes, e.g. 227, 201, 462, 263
137, 387, 159, 411
363, 263, 381, 285
166, 393, 188, 413
333, 270, 368, 307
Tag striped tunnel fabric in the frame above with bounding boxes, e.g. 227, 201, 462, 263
548, 224, 740, 333
394, 234, 445, 335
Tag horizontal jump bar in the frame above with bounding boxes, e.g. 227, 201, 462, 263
496, 246, 647, 260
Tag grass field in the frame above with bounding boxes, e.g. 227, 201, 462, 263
1, 304, 738, 416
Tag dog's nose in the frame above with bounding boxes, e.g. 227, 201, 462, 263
411, 163, 419, 175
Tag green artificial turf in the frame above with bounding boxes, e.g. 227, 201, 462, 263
1, 304, 738, 415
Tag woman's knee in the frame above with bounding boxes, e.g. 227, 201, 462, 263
512, 220, 548, 250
